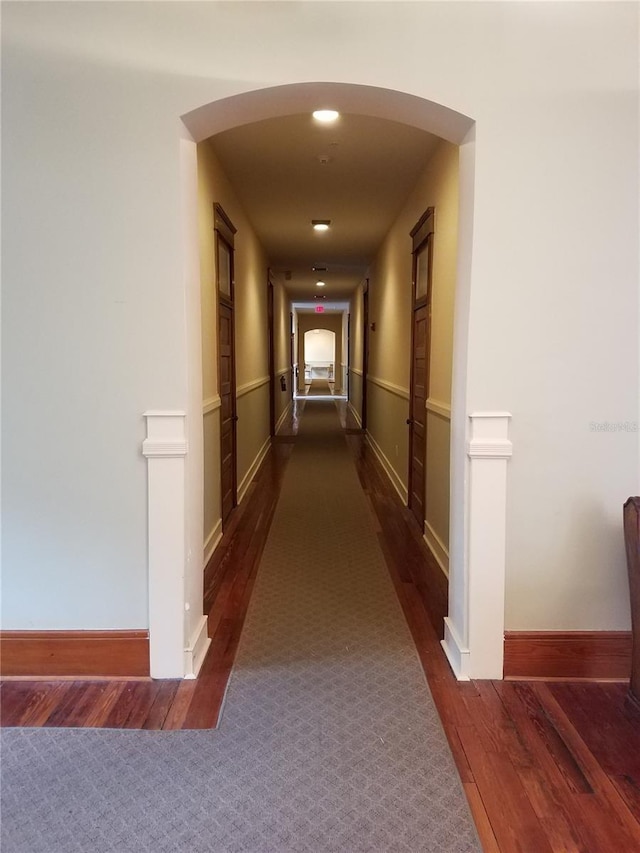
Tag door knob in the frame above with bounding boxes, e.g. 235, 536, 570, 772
406, 418, 413, 425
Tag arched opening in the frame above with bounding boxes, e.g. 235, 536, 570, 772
158, 82, 501, 683
303, 329, 335, 388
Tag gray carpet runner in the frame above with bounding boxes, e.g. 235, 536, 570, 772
1, 401, 480, 853
306, 378, 331, 395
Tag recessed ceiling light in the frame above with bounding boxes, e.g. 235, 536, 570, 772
312, 110, 339, 123
312, 220, 331, 231
316, 280, 325, 287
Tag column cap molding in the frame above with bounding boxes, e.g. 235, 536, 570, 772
468, 410, 513, 457
467, 440, 513, 459
469, 411, 512, 419
142, 411, 188, 458
142, 440, 188, 458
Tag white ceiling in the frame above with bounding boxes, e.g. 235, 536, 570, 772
209, 112, 438, 302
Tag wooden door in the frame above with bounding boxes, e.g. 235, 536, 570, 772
362, 280, 369, 430
267, 273, 275, 436
219, 302, 236, 524
408, 209, 434, 530
346, 312, 351, 398
215, 204, 237, 529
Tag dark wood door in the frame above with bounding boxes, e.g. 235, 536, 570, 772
362, 281, 369, 430
219, 301, 236, 526
346, 312, 351, 399
214, 203, 238, 529
267, 274, 275, 436
409, 303, 429, 527
408, 209, 434, 530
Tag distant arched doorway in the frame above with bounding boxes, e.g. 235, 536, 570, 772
304, 329, 335, 387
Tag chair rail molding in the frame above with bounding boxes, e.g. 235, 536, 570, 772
442, 411, 512, 680
143, 411, 189, 678
368, 374, 410, 401
236, 375, 270, 398
203, 395, 222, 415
425, 398, 451, 420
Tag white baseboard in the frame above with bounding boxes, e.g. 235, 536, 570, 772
203, 518, 223, 568
183, 615, 211, 679
424, 521, 449, 578
237, 436, 271, 504
275, 401, 293, 434
366, 431, 408, 504
441, 617, 470, 681
347, 402, 362, 428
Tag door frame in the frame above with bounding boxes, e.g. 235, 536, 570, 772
169, 85, 508, 681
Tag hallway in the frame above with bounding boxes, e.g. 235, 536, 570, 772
3, 402, 640, 852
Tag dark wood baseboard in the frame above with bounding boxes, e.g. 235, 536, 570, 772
0, 630, 150, 678
504, 631, 632, 680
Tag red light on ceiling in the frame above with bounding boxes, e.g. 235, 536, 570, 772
315, 305, 325, 313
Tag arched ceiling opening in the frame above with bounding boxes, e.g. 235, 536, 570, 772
182, 83, 474, 302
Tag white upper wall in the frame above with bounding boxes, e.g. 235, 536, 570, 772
2, 2, 638, 632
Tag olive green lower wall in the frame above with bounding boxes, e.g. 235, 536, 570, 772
348, 369, 363, 425
203, 406, 222, 565
274, 369, 293, 431
236, 381, 271, 503
425, 407, 451, 574
366, 379, 410, 503
364, 380, 451, 575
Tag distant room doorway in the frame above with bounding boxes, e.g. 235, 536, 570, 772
303, 329, 336, 388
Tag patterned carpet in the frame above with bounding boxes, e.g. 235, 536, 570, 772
1, 401, 479, 852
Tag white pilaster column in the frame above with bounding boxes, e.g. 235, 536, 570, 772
143, 411, 187, 679
466, 412, 512, 679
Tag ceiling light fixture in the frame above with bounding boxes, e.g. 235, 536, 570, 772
316, 280, 325, 287
312, 220, 331, 232
312, 109, 340, 123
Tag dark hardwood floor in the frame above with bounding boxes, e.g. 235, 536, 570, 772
2, 398, 640, 851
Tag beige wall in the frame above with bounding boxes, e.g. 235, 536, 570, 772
197, 141, 271, 554
236, 381, 271, 499
367, 139, 459, 567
